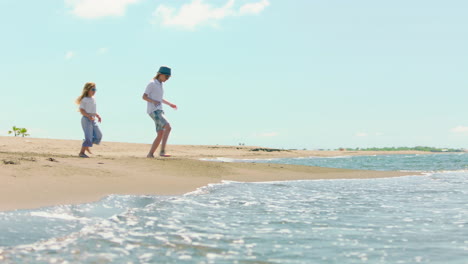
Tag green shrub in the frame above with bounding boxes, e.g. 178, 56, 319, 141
8, 126, 30, 137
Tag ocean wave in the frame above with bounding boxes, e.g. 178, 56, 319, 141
184, 181, 237, 196
1, 169, 466, 264
30, 211, 91, 223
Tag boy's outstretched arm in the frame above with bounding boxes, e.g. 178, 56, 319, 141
163, 99, 177, 110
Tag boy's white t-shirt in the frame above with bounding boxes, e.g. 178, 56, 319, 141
80, 97, 96, 114
145, 79, 163, 114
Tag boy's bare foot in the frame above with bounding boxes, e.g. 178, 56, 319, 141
147, 154, 155, 158
159, 151, 171, 157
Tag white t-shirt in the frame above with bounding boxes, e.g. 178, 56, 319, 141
144, 79, 163, 114
80, 97, 96, 114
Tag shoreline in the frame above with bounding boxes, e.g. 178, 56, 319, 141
0, 137, 427, 212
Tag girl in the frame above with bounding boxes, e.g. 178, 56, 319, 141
76, 82, 102, 158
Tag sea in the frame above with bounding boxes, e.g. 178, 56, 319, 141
0, 154, 467, 264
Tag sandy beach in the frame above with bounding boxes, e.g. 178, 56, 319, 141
0, 137, 426, 211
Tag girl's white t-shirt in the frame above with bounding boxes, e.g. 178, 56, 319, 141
80, 97, 96, 114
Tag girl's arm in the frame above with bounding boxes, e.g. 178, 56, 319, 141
80, 108, 94, 121
163, 99, 177, 110
96, 113, 102, 123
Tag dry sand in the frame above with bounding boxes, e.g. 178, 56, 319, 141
0, 137, 425, 211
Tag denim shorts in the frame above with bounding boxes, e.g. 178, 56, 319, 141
149, 110, 169, 131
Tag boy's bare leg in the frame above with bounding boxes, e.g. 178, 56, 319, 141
159, 124, 172, 156
147, 130, 164, 158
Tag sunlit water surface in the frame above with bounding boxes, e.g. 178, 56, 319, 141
0, 154, 467, 263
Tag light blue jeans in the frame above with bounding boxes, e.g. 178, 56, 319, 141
81, 116, 102, 147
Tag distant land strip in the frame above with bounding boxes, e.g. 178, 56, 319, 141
338, 146, 465, 152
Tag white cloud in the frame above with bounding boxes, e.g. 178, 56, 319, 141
451, 126, 468, 133
65, 51, 75, 60
153, 0, 270, 30
65, 0, 140, 19
355, 132, 368, 137
239, 0, 270, 15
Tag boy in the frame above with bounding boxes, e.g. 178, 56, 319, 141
142, 66, 177, 158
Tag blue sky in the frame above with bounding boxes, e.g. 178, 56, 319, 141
1, 0, 467, 150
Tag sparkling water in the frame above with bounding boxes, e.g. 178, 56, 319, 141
0, 154, 467, 263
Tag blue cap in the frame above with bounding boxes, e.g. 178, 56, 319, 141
158, 66, 171, 76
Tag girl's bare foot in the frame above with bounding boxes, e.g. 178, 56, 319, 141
85, 147, 93, 154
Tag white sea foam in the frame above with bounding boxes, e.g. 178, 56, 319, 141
200, 157, 279, 163
200, 157, 237, 162
183, 181, 235, 196
31, 212, 90, 223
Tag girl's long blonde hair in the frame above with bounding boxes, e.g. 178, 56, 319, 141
75, 82, 96, 104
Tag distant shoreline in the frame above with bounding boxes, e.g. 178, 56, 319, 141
339, 147, 466, 153
1, 137, 425, 211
